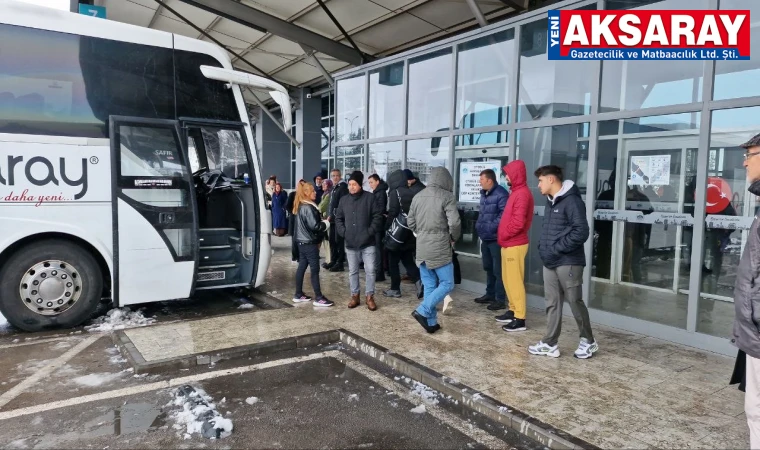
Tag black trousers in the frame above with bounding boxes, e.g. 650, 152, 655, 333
375, 232, 385, 278
389, 250, 419, 290
295, 243, 321, 298
329, 225, 345, 267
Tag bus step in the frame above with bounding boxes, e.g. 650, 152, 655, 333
199, 245, 236, 264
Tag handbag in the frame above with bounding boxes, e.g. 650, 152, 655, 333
383, 190, 411, 251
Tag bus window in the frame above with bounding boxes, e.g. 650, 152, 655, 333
119, 125, 185, 179
200, 128, 248, 179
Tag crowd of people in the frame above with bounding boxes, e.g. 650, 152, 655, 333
280, 163, 599, 359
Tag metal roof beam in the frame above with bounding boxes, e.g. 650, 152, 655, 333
464, 0, 489, 27
497, 0, 527, 10
176, 0, 366, 66
314, 0, 371, 64
300, 44, 334, 86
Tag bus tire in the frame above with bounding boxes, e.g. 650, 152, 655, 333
0, 240, 103, 332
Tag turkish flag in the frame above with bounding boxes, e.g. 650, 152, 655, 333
706, 177, 732, 214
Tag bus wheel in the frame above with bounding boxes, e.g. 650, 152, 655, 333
0, 240, 103, 332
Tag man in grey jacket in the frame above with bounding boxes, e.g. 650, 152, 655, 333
407, 167, 461, 333
734, 132, 760, 448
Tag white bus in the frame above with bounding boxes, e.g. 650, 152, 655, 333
0, 1, 289, 331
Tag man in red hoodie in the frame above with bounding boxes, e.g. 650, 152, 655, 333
496, 160, 534, 332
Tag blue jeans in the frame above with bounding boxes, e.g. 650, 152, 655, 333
481, 240, 506, 304
346, 246, 376, 295
415, 262, 454, 326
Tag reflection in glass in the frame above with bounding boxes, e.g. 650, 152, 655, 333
590, 114, 699, 330
369, 62, 405, 138
408, 50, 453, 135
336, 145, 364, 182
698, 106, 760, 337
600, 0, 707, 112
336, 75, 365, 142
454, 131, 509, 258
517, 7, 595, 122
368, 141, 402, 182
714, 0, 760, 100
456, 30, 515, 129
516, 124, 590, 296
407, 137, 450, 185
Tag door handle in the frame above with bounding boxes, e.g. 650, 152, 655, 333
159, 212, 175, 224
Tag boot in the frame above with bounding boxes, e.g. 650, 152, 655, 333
415, 280, 424, 299
366, 294, 377, 311
348, 293, 360, 308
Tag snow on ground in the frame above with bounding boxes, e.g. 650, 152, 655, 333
237, 304, 254, 310
170, 386, 233, 439
0, 312, 9, 331
85, 308, 156, 332
408, 379, 440, 406
244, 397, 258, 405
410, 404, 426, 414
71, 372, 124, 387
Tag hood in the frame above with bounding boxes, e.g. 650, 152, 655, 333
503, 160, 527, 189
427, 167, 453, 192
375, 180, 389, 192
549, 180, 579, 204
387, 169, 406, 191
750, 180, 760, 197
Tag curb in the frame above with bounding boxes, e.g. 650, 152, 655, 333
338, 329, 599, 450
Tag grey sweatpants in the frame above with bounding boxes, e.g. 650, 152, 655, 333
542, 265, 594, 347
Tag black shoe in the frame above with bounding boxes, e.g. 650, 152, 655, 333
487, 302, 506, 311
376, 275, 387, 282
329, 266, 344, 272
495, 311, 515, 323
427, 324, 441, 334
322, 262, 334, 269
412, 311, 432, 332
474, 295, 493, 304
502, 319, 526, 332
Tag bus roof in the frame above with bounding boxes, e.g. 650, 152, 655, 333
2, 0, 232, 69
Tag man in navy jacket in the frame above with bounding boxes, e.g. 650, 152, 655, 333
473, 169, 509, 310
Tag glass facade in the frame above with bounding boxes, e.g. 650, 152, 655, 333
332, 0, 754, 354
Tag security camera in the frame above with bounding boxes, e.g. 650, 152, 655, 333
306, 93, 313, 99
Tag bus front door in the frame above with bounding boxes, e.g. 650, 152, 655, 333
110, 117, 199, 306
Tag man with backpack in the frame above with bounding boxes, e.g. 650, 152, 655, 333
382, 169, 421, 298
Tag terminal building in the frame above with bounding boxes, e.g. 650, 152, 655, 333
28, 0, 760, 355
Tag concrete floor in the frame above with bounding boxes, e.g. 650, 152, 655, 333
110, 236, 750, 449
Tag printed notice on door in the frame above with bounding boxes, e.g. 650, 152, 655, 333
629, 155, 671, 186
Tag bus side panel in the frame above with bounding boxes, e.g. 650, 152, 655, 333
0, 138, 113, 292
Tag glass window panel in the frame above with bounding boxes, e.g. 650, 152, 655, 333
516, 124, 590, 296
408, 49, 453, 135
119, 125, 186, 178
599, 0, 707, 113
406, 137, 451, 186
336, 145, 364, 183
321, 118, 331, 159
175, 50, 239, 122
369, 62, 405, 138
714, 0, 760, 100
454, 131, 510, 262
456, 30, 515, 129
698, 106, 760, 337
590, 114, 700, 330
517, 5, 595, 122
336, 75, 365, 141
369, 141, 402, 182
321, 92, 332, 118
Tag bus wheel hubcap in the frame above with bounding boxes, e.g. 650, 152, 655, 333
19, 260, 83, 316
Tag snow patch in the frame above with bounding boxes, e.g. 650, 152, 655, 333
472, 393, 483, 401
409, 380, 439, 406
0, 313, 10, 332
71, 372, 124, 387
237, 304, 254, 310
348, 394, 359, 402
245, 397, 259, 405
410, 405, 426, 414
85, 308, 156, 333
170, 386, 233, 439
109, 355, 128, 365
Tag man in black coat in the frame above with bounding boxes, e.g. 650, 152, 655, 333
404, 168, 426, 195
324, 168, 349, 271
369, 174, 388, 282
336, 171, 383, 311
383, 169, 422, 298
528, 165, 597, 360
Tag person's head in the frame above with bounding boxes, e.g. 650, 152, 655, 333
534, 165, 564, 196
293, 182, 316, 214
265, 179, 272, 187
368, 174, 381, 191
742, 133, 760, 183
315, 175, 323, 187
479, 169, 496, 191
331, 169, 341, 184
348, 171, 364, 194
322, 179, 333, 194
403, 169, 415, 186
274, 182, 282, 193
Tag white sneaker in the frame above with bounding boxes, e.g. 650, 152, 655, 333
528, 341, 560, 358
442, 295, 453, 314
292, 295, 312, 303
574, 338, 599, 359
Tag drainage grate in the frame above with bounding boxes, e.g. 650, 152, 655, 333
198, 271, 225, 281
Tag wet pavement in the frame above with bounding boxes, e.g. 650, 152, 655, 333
0, 345, 522, 449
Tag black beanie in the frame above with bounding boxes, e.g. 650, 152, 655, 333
348, 170, 364, 186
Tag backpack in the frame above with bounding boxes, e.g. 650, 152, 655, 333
383, 190, 411, 251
